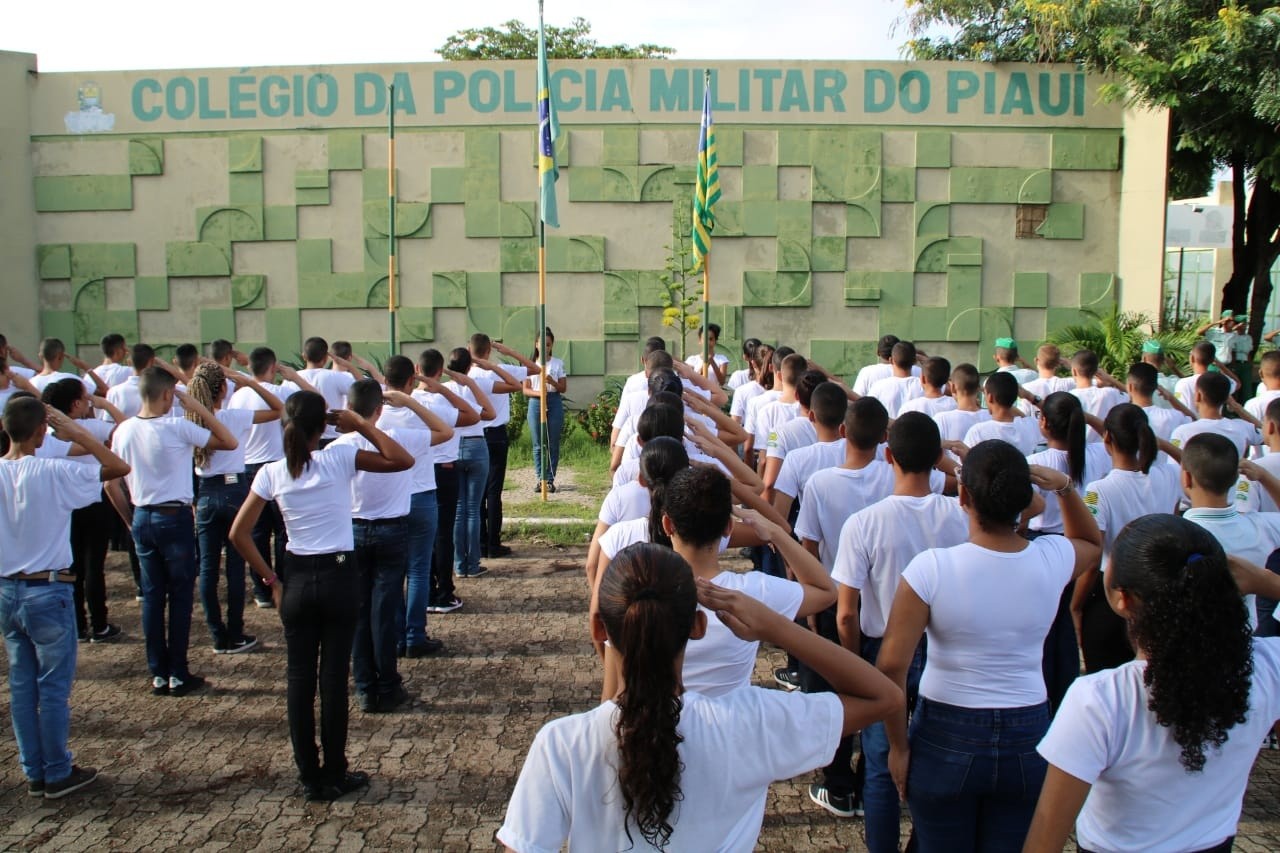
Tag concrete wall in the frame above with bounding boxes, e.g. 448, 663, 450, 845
3, 56, 1164, 400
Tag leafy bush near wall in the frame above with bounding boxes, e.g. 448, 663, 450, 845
575, 379, 623, 446
1045, 306, 1200, 376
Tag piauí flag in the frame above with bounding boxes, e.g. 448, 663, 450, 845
537, 10, 561, 228
692, 73, 720, 271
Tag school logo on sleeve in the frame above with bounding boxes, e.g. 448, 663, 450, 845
767, 431, 779, 447
1083, 490, 1099, 516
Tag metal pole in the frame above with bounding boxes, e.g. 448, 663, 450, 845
538, 220, 549, 501
1175, 247, 1184, 327
388, 84, 397, 356
701, 255, 710, 376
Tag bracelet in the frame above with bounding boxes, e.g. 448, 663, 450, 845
1054, 482, 1074, 497
261, 574, 277, 587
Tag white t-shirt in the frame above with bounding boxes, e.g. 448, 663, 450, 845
853, 362, 920, 397
227, 382, 295, 464
194, 408, 255, 477
112, 417, 211, 506
30, 370, 95, 396
726, 367, 751, 391
1072, 385, 1128, 420
686, 352, 730, 375
296, 367, 355, 440
1017, 376, 1075, 415
1084, 468, 1180, 571
775, 439, 846, 501
1141, 404, 1190, 443
1038, 639, 1280, 853
620, 370, 647, 396
1026, 444, 1113, 533
1183, 505, 1280, 630
597, 479, 650, 526
766, 417, 817, 461
730, 380, 765, 420
525, 357, 566, 394
1170, 417, 1260, 458
963, 416, 1042, 456
866, 375, 923, 418
935, 408, 990, 459
95, 362, 134, 389
1150, 373, 1180, 408
471, 364, 526, 427
687, 570, 806, 697
743, 390, 781, 448
412, 389, 464, 464
754, 399, 801, 450
106, 375, 143, 420
446, 375, 495, 440
612, 389, 648, 433
250, 443, 360, 554
904, 535, 1076, 708
1254, 452, 1280, 512
832, 494, 969, 638
333, 427, 431, 520
497, 688, 843, 853
999, 365, 1039, 385
1246, 387, 1280, 423
597, 517, 731, 561
0, 456, 103, 576
377, 403, 451, 494
899, 395, 957, 418
1174, 372, 1238, 410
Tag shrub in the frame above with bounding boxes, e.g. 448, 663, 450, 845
575, 379, 623, 445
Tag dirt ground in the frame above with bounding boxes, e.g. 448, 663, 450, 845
3, 548, 1280, 851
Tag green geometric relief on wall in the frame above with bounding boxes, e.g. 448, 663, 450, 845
128, 139, 164, 176
35, 175, 133, 212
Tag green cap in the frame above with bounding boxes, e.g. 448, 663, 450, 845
1208, 364, 1221, 373
1237, 315, 1249, 324
994, 337, 1016, 349
1142, 340, 1164, 355
1222, 309, 1235, 319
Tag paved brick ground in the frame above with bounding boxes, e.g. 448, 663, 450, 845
3, 549, 1280, 851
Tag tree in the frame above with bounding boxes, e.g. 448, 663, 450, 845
903, 1, 1280, 351
438, 17, 674, 60
659, 204, 702, 361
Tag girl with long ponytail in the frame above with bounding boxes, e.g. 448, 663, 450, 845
1027, 515, 1280, 853
229, 389, 414, 802
498, 542, 902, 852
1025, 392, 1111, 534
1071, 403, 1181, 673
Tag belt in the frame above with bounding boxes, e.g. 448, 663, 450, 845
435, 462, 455, 469
460, 435, 485, 441
4, 570, 76, 584
353, 516, 407, 527
136, 502, 189, 514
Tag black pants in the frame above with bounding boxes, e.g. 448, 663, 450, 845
430, 463, 459, 604
70, 499, 111, 635
281, 552, 359, 786
799, 606, 862, 798
480, 426, 509, 553
1080, 572, 1135, 673
245, 460, 288, 597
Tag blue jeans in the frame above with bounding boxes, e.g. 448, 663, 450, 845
399, 490, 438, 647
196, 476, 250, 646
1, 580, 77, 785
133, 506, 197, 681
454, 438, 490, 576
352, 517, 408, 699
528, 393, 564, 483
862, 636, 926, 853
246, 460, 288, 596
906, 698, 1050, 853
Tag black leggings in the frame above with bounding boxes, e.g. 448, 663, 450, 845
280, 552, 359, 786
70, 499, 111, 634
1080, 571, 1135, 673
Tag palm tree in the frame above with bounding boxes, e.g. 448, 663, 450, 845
1045, 305, 1200, 375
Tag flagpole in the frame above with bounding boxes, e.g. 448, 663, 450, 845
702, 254, 710, 377
387, 83, 398, 357
537, 0, 550, 502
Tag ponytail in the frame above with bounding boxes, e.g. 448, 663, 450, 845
598, 543, 697, 849
282, 390, 327, 478
187, 362, 225, 469
1103, 403, 1157, 474
1041, 391, 1087, 485
640, 436, 689, 549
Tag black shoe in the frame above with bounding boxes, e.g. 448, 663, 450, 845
547, 481, 557, 493
427, 596, 463, 614
78, 631, 91, 643
333, 770, 370, 795
373, 684, 410, 713
168, 674, 206, 697
774, 667, 802, 691
466, 566, 489, 578
45, 765, 98, 800
304, 771, 370, 802
405, 638, 444, 658
808, 784, 864, 818
89, 624, 122, 643
219, 635, 258, 655
396, 643, 407, 658
492, 545, 512, 558
27, 779, 45, 798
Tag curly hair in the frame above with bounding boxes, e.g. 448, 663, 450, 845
1111, 515, 1253, 772
186, 361, 226, 469
961, 440, 1033, 532
597, 543, 696, 848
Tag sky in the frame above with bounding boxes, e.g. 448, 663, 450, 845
5, 0, 918, 72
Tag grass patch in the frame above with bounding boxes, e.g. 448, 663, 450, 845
507, 419, 612, 502
503, 499, 597, 521
504, 521, 595, 548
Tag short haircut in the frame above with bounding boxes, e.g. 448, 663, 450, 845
701, 323, 722, 339
637, 402, 685, 442
384, 355, 415, 389
210, 339, 234, 362
2, 396, 46, 443
876, 334, 900, 361
1190, 341, 1216, 366
446, 347, 472, 373
39, 338, 65, 363
1181, 433, 1240, 495
1266, 396, 1280, 429
983, 371, 1019, 407
138, 365, 176, 402
663, 466, 732, 549
346, 378, 383, 417
779, 353, 807, 388
249, 346, 276, 377
1127, 362, 1158, 396
303, 337, 329, 364
922, 356, 950, 390
645, 350, 674, 372
648, 367, 683, 398
1036, 344, 1061, 370
810, 382, 849, 428
643, 336, 666, 356
951, 363, 980, 395
844, 396, 889, 450
469, 333, 491, 357
418, 348, 444, 377
889, 412, 941, 473
892, 341, 917, 371
772, 346, 796, 371
1261, 350, 1280, 379
795, 369, 826, 410
331, 340, 353, 359
130, 343, 156, 371
1072, 349, 1100, 378
175, 343, 199, 369
1196, 371, 1231, 407
101, 333, 126, 357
